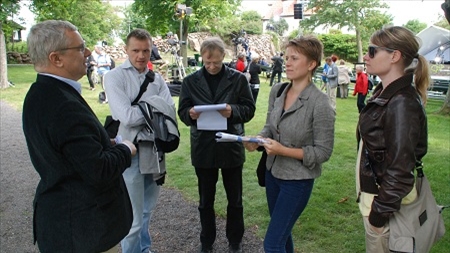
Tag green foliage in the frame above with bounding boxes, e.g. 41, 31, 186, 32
4, 65, 450, 252
6, 41, 27, 53
404, 19, 427, 34
0, 0, 22, 40
303, 0, 392, 61
211, 10, 262, 38
318, 33, 359, 62
119, 4, 148, 42
267, 18, 289, 36
29, 0, 122, 47
434, 16, 450, 30
132, 0, 241, 37
240, 11, 263, 35
266, 31, 280, 51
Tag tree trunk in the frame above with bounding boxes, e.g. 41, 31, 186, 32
356, 29, 363, 63
0, 26, 9, 89
438, 90, 450, 115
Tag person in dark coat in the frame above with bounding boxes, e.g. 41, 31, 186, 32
248, 54, 262, 102
178, 37, 255, 253
270, 52, 284, 86
22, 20, 136, 253
86, 51, 96, 90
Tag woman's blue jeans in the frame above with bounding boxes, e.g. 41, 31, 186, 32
264, 170, 314, 253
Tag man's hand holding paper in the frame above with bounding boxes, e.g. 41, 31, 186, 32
193, 103, 228, 130
218, 104, 232, 118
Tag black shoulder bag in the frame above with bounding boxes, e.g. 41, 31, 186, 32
256, 81, 289, 187
104, 70, 155, 138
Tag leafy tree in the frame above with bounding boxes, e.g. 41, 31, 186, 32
132, 0, 241, 66
318, 32, 358, 62
240, 10, 263, 35
267, 18, 289, 37
434, 15, 450, 30
404, 19, 427, 34
118, 5, 147, 43
30, 0, 122, 47
1, 0, 21, 89
302, 0, 392, 62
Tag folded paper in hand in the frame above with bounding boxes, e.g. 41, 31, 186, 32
194, 104, 227, 130
215, 132, 268, 144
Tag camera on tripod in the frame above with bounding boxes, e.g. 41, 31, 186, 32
175, 4, 193, 19
231, 29, 248, 46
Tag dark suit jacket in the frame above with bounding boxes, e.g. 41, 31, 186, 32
178, 66, 255, 168
22, 74, 133, 253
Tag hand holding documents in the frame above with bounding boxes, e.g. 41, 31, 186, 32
193, 103, 227, 130
215, 132, 268, 144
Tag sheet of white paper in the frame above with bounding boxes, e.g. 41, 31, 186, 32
197, 111, 227, 130
194, 103, 227, 112
194, 104, 227, 130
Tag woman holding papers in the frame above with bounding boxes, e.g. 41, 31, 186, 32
178, 37, 255, 253
245, 36, 335, 253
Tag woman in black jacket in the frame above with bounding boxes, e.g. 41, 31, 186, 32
248, 54, 262, 103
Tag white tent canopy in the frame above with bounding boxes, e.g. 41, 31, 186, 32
417, 25, 450, 63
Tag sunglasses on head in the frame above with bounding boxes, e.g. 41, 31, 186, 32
368, 45, 396, 58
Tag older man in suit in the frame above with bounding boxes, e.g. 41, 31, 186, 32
22, 20, 137, 253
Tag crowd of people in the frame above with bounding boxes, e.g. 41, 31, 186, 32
21, 4, 444, 250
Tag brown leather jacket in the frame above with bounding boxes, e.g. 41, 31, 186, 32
357, 74, 428, 227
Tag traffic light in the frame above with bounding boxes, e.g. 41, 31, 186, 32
294, 3, 303, 20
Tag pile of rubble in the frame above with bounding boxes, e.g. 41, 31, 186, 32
7, 52, 31, 64
6, 32, 278, 64
103, 46, 127, 59
155, 32, 277, 61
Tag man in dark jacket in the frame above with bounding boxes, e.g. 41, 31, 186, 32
269, 52, 284, 86
178, 37, 255, 253
86, 51, 96, 90
150, 44, 168, 70
22, 20, 136, 253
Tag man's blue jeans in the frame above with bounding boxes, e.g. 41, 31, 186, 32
121, 155, 161, 253
264, 170, 314, 253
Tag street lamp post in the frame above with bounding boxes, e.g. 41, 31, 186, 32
127, 20, 131, 34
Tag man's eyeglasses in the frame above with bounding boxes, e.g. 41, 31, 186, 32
57, 44, 86, 53
368, 45, 396, 58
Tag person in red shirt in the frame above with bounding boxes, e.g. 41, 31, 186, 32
353, 65, 368, 113
147, 60, 153, 71
235, 53, 246, 72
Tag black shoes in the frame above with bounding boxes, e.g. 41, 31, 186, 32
200, 245, 213, 253
228, 243, 243, 253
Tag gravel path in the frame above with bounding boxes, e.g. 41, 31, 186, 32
0, 100, 264, 253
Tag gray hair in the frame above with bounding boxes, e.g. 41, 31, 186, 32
27, 20, 78, 68
200, 37, 226, 56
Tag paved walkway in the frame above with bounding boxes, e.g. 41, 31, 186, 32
0, 101, 264, 253
0, 100, 39, 252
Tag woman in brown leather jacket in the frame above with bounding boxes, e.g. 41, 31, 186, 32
355, 26, 430, 252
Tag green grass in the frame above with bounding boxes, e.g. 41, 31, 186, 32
3, 65, 449, 252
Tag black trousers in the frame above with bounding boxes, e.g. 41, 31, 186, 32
250, 84, 259, 103
86, 68, 95, 88
357, 93, 367, 113
195, 166, 244, 247
270, 70, 282, 86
